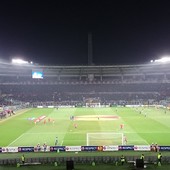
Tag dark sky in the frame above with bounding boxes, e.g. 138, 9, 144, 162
0, 0, 170, 65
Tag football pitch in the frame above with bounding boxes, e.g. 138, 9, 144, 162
0, 107, 170, 147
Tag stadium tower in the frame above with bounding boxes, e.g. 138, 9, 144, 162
88, 32, 93, 65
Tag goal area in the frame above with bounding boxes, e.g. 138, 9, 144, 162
86, 132, 124, 146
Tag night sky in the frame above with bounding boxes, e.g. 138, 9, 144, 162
0, 0, 170, 65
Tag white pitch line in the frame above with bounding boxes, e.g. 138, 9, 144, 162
7, 133, 26, 147
26, 132, 60, 134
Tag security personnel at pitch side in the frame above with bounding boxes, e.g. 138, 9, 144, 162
120, 155, 125, 165
21, 154, 25, 164
157, 153, 162, 166
140, 154, 144, 161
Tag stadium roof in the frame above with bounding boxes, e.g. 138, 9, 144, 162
0, 61, 170, 77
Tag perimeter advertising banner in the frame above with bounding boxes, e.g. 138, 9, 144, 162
118, 145, 134, 151
34, 146, 50, 152
65, 146, 81, 152
134, 145, 151, 151
81, 146, 102, 151
159, 146, 170, 151
1, 145, 169, 153
2, 147, 18, 153
50, 146, 65, 152
103, 145, 119, 151
18, 147, 34, 152
37, 106, 43, 108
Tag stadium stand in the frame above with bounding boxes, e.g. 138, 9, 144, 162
0, 62, 170, 107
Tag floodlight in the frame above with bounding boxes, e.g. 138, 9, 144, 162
12, 58, 29, 64
154, 57, 170, 63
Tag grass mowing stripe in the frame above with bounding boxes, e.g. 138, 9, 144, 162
115, 108, 150, 145
8, 108, 74, 146
56, 108, 77, 146
4, 109, 56, 146
7, 133, 26, 147
1, 107, 170, 146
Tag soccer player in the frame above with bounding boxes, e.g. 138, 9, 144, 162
151, 143, 155, 151
74, 123, 77, 128
34, 120, 37, 125
37, 143, 41, 151
120, 124, 124, 130
43, 143, 47, 152
43, 119, 46, 125
155, 143, 159, 152
123, 135, 127, 145
55, 137, 58, 146
48, 118, 51, 123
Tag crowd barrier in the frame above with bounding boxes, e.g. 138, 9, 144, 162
0, 155, 170, 166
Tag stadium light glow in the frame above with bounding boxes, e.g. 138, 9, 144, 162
12, 58, 29, 64
154, 57, 170, 63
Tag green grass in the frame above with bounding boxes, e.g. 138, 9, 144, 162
0, 107, 170, 147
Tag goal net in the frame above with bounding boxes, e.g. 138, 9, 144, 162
86, 103, 101, 107
86, 132, 123, 146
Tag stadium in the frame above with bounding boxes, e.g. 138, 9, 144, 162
1, 0, 170, 169
0, 61, 170, 169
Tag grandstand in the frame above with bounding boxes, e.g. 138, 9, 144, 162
0, 62, 170, 107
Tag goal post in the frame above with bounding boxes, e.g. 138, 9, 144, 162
86, 132, 124, 146
86, 103, 101, 107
